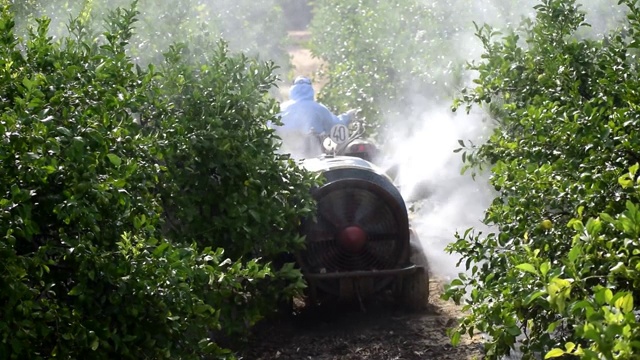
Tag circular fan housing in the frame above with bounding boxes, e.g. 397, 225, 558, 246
298, 165, 411, 295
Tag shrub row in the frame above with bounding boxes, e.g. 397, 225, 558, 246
0, 3, 314, 359
445, 1, 640, 359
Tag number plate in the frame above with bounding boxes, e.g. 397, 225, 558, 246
330, 124, 349, 144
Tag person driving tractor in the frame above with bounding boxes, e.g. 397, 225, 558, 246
272, 76, 357, 159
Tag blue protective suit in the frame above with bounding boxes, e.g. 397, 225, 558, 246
272, 77, 353, 159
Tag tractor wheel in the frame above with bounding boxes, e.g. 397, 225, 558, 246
396, 266, 430, 311
276, 296, 294, 317
396, 238, 430, 310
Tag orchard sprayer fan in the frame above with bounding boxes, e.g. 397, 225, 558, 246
298, 156, 429, 310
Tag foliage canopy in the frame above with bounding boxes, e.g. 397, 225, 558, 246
0, 2, 314, 358
445, 0, 640, 359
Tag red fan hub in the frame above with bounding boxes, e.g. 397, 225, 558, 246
338, 226, 367, 253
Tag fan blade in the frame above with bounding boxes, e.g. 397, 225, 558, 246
324, 190, 349, 226
367, 231, 398, 242
345, 188, 359, 223
345, 189, 376, 224
307, 228, 336, 243
359, 246, 388, 269
353, 195, 388, 225
317, 201, 345, 229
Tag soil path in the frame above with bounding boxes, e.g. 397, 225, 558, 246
278, 31, 327, 100
287, 31, 324, 81
241, 279, 484, 360
242, 31, 485, 360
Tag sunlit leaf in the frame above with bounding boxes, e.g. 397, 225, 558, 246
544, 348, 565, 359
107, 154, 122, 166
515, 263, 538, 275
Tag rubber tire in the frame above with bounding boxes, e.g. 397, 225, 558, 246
398, 232, 430, 310
397, 266, 430, 311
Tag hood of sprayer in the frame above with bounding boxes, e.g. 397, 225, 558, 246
301, 156, 394, 182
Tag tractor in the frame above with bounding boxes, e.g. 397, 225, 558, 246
295, 121, 430, 310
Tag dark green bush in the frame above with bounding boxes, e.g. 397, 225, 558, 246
0, 3, 315, 358
153, 39, 317, 261
444, 0, 639, 359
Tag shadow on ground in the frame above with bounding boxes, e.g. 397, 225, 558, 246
238, 279, 484, 360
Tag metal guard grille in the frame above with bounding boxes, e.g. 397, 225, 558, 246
300, 180, 407, 273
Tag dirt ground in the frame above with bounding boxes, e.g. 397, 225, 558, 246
239, 278, 484, 360
287, 31, 324, 81
278, 30, 327, 100
239, 32, 486, 360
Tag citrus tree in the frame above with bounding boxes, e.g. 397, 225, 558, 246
444, 0, 640, 359
308, 0, 526, 137
8, 0, 291, 75
150, 33, 318, 266
309, 0, 445, 134
0, 3, 315, 359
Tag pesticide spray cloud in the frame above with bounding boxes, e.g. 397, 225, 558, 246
376, 0, 538, 282
380, 0, 629, 282
383, 102, 497, 282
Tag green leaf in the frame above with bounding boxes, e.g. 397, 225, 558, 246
603, 289, 614, 305
610, 262, 626, 273
619, 173, 633, 188
133, 215, 144, 229
107, 153, 122, 166
56, 126, 72, 137
451, 331, 461, 346
524, 290, 546, 305
568, 245, 581, 263
614, 293, 633, 313
544, 348, 565, 359
153, 242, 170, 256
506, 325, 521, 336
68, 286, 81, 296
91, 337, 99, 351
585, 218, 602, 235
515, 263, 538, 275
22, 76, 33, 90
42, 165, 56, 174
540, 262, 550, 276
599, 213, 615, 223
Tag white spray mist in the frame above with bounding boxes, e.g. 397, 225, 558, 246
381, 103, 496, 281
379, 0, 629, 283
